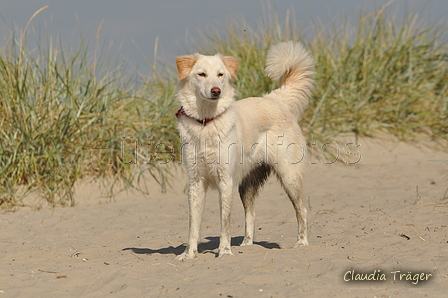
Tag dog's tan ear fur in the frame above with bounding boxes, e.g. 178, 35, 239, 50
176, 55, 198, 80
222, 56, 238, 80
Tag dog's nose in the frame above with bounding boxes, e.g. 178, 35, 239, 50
211, 87, 221, 97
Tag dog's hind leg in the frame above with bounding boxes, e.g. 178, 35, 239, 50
238, 182, 257, 246
275, 163, 308, 248
175, 179, 207, 261
238, 164, 271, 246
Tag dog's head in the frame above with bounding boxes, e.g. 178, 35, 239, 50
176, 54, 238, 102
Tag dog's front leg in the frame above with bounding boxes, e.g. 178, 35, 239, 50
217, 179, 234, 258
175, 179, 206, 261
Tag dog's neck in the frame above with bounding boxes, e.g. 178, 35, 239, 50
175, 106, 215, 126
176, 93, 234, 121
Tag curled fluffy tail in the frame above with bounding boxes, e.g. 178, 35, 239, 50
264, 41, 315, 119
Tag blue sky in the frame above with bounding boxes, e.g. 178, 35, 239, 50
1, 0, 447, 74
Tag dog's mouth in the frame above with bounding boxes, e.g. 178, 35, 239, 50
201, 96, 220, 102
203, 96, 220, 102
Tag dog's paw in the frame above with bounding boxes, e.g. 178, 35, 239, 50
175, 251, 196, 261
217, 247, 234, 258
240, 238, 253, 246
293, 238, 309, 248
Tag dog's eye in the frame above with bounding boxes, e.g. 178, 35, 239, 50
198, 72, 207, 77
218, 73, 224, 77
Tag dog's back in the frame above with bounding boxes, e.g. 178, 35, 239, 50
233, 41, 315, 167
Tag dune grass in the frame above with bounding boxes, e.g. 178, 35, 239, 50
0, 9, 178, 210
1, 3, 447, 210
194, 5, 447, 141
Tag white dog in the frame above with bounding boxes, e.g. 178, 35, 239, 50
174, 41, 315, 260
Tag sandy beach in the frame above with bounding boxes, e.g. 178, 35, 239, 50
1, 136, 447, 297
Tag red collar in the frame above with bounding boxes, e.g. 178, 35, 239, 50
175, 106, 214, 126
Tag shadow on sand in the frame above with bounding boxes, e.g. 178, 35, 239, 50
123, 236, 280, 257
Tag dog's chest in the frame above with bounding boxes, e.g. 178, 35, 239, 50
182, 129, 235, 165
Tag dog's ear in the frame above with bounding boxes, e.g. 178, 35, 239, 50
222, 56, 238, 80
176, 55, 198, 80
